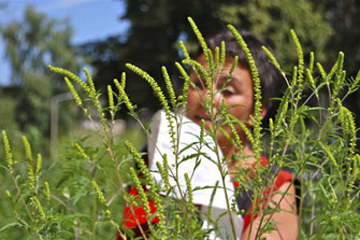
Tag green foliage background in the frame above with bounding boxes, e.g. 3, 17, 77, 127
0, 1, 359, 239
1, 17, 360, 239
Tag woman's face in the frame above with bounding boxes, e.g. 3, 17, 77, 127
186, 54, 256, 148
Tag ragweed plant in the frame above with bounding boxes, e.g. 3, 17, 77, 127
1, 17, 359, 240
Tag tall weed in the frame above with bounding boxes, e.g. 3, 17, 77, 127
1, 18, 359, 239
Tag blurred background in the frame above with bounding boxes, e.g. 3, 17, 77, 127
0, 0, 359, 157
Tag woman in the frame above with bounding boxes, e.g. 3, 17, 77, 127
186, 29, 299, 239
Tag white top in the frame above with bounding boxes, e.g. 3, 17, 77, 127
147, 110, 243, 239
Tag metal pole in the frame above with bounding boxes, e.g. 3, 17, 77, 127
50, 92, 73, 157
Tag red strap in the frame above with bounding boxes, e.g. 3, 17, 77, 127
118, 187, 160, 239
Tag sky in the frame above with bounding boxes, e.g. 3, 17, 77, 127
0, 0, 130, 85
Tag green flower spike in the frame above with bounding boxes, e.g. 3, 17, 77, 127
126, 63, 176, 151
179, 41, 190, 60
175, 62, 190, 106
2, 130, 14, 174
129, 167, 151, 216
309, 52, 315, 73
187, 17, 212, 69
290, 29, 304, 102
44, 181, 51, 202
64, 77, 82, 107
170, 215, 181, 239
31, 196, 46, 221
22, 135, 35, 190
83, 67, 96, 98
107, 85, 115, 111
35, 154, 42, 177
220, 40, 226, 66
316, 62, 327, 80
49, 65, 91, 96
74, 143, 91, 162
162, 66, 177, 109
114, 78, 137, 116
184, 173, 195, 215
228, 25, 262, 158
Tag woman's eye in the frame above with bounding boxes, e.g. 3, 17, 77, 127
222, 86, 236, 96
222, 89, 234, 96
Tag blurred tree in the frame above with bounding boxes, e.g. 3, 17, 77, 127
0, 6, 82, 151
80, 0, 333, 120
314, 0, 360, 128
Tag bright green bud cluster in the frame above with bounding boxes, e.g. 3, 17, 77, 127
44, 181, 51, 202
92, 181, 107, 207
288, 115, 299, 137
214, 46, 220, 71
228, 25, 262, 158
107, 85, 114, 111
31, 196, 46, 221
187, 17, 212, 69
220, 41, 226, 66
83, 67, 96, 98
64, 77, 82, 107
309, 52, 315, 72
114, 78, 136, 116
290, 29, 304, 102
291, 66, 298, 88
231, 115, 254, 150
262, 46, 281, 72
156, 154, 170, 192
126, 63, 170, 112
125, 141, 166, 234
176, 62, 191, 105
125, 141, 154, 188
274, 89, 289, 131
126, 64, 176, 149
22, 136, 35, 190
162, 66, 177, 109
199, 119, 205, 145
316, 62, 327, 80
120, 72, 126, 88
161, 154, 170, 192
353, 69, 360, 87
179, 41, 190, 60
182, 59, 210, 88
328, 52, 344, 81
2, 131, 14, 174
338, 99, 356, 156
35, 154, 42, 177
225, 114, 242, 151
74, 143, 91, 162
22, 135, 32, 162
306, 69, 315, 87
331, 60, 346, 109
129, 167, 151, 214
231, 197, 241, 215
184, 173, 195, 215
229, 56, 238, 77
49, 65, 91, 96
323, 145, 338, 168
170, 215, 181, 239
